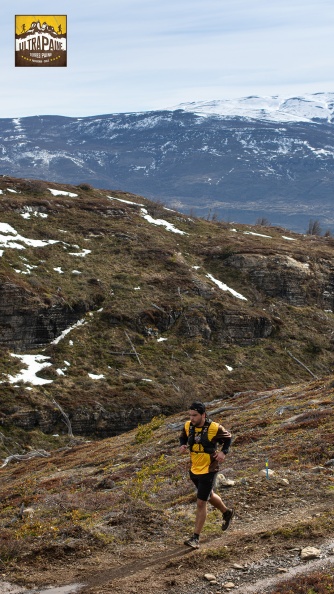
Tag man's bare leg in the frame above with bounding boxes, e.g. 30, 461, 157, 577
209, 491, 228, 513
194, 498, 208, 535
210, 491, 235, 531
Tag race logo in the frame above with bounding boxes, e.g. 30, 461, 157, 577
15, 15, 67, 67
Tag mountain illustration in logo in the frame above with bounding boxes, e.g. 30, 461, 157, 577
18, 19, 65, 39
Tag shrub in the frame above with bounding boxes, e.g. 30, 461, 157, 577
255, 217, 271, 226
18, 180, 45, 194
146, 200, 166, 218
306, 219, 322, 236
270, 570, 334, 594
135, 415, 165, 444
76, 183, 94, 191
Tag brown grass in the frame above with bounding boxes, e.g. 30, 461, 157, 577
0, 374, 333, 570
270, 570, 334, 594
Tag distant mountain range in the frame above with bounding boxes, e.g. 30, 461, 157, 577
170, 93, 334, 123
1, 92, 334, 233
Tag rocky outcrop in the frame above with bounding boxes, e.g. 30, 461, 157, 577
210, 310, 273, 344
136, 306, 182, 336
2, 402, 166, 438
173, 306, 273, 344
0, 274, 274, 350
0, 279, 88, 351
224, 253, 334, 308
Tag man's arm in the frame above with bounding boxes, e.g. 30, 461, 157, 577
213, 425, 232, 454
179, 424, 188, 453
179, 425, 188, 445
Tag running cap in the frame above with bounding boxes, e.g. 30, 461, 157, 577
189, 401, 206, 414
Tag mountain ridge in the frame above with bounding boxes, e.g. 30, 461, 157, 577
169, 92, 334, 123
1, 92, 334, 233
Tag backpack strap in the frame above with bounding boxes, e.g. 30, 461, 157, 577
187, 419, 217, 454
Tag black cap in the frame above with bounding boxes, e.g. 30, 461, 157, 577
189, 401, 206, 414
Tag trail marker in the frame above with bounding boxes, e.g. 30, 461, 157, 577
265, 458, 269, 479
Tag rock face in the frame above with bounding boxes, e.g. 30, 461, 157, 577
0, 282, 274, 352
0, 280, 87, 351
2, 402, 166, 438
224, 253, 334, 309
141, 304, 274, 344
69, 404, 165, 437
209, 310, 273, 345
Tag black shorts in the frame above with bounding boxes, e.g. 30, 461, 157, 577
189, 470, 217, 501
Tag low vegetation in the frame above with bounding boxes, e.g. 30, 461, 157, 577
0, 375, 333, 590
271, 571, 334, 594
0, 177, 333, 591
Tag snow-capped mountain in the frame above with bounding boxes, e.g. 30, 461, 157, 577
1, 92, 334, 233
170, 93, 334, 124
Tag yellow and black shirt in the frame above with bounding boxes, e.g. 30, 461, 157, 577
180, 419, 232, 474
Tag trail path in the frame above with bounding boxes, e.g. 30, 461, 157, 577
4, 500, 331, 594
79, 500, 334, 593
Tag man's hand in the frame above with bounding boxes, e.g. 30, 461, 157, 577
179, 444, 188, 454
213, 451, 226, 463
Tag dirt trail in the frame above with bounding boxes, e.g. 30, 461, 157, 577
65, 502, 334, 593
80, 501, 330, 589
2, 500, 333, 594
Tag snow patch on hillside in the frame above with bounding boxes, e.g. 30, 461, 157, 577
48, 188, 78, 197
206, 273, 247, 301
8, 354, 53, 386
52, 319, 86, 345
0, 222, 58, 250
107, 196, 186, 234
140, 208, 187, 235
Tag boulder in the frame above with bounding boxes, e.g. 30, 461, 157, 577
258, 468, 275, 478
216, 473, 235, 487
300, 546, 321, 560
204, 573, 217, 582
277, 477, 290, 486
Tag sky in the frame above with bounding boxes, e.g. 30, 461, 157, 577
2, 0, 334, 117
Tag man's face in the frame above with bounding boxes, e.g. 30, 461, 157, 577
189, 409, 206, 427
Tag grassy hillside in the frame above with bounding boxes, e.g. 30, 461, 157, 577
0, 176, 334, 456
0, 176, 333, 592
0, 376, 333, 591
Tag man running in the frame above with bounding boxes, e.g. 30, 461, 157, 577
179, 401, 234, 548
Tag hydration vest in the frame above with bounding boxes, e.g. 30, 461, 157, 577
187, 419, 217, 454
